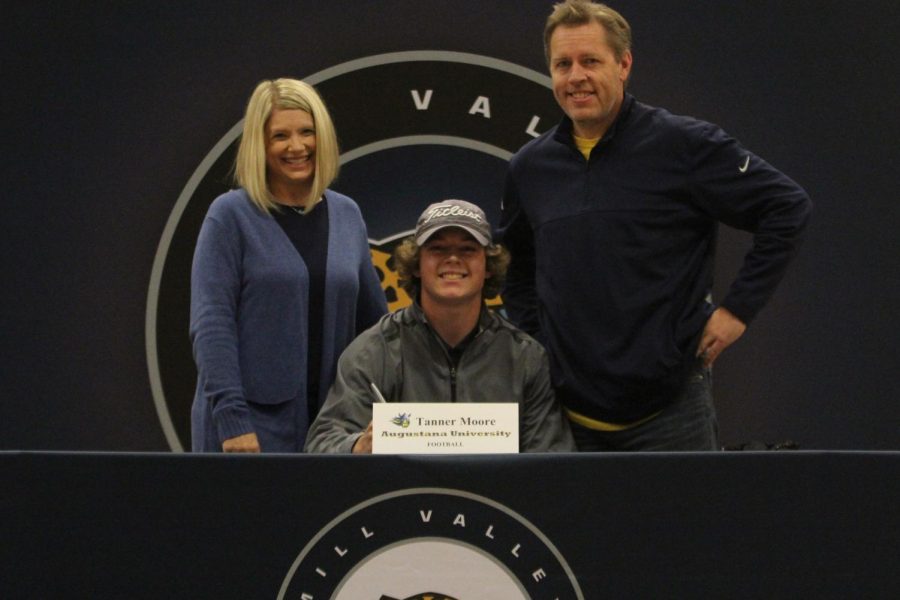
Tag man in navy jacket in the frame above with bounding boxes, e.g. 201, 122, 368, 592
498, 0, 811, 450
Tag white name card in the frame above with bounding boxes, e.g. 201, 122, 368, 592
372, 403, 519, 454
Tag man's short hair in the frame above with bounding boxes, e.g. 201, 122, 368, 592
544, 0, 632, 64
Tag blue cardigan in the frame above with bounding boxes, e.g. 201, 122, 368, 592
190, 188, 387, 452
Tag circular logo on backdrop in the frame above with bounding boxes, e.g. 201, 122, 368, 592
146, 51, 561, 451
277, 487, 583, 599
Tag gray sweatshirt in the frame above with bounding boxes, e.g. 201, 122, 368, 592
304, 303, 575, 453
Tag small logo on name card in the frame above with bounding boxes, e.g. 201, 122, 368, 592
391, 413, 412, 428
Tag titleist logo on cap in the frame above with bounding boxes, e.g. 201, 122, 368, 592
415, 199, 492, 246
421, 204, 484, 225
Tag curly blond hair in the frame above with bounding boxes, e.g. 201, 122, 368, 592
392, 237, 510, 300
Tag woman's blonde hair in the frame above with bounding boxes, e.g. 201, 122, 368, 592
234, 78, 340, 213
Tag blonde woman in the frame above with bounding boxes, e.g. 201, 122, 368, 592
190, 79, 386, 453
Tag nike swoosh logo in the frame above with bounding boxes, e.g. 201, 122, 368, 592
739, 155, 750, 173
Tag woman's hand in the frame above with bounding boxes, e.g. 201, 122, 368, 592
222, 432, 261, 453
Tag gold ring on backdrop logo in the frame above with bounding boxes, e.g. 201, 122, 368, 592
146, 51, 559, 452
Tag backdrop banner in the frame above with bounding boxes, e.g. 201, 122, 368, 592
3, 1, 898, 451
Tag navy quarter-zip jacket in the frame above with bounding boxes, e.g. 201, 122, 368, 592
499, 94, 812, 423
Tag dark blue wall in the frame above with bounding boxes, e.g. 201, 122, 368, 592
2, 0, 898, 450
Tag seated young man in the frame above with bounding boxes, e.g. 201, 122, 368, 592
304, 199, 574, 453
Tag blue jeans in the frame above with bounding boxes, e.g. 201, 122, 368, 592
570, 364, 719, 451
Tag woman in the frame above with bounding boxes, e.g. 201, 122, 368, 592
190, 78, 387, 452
